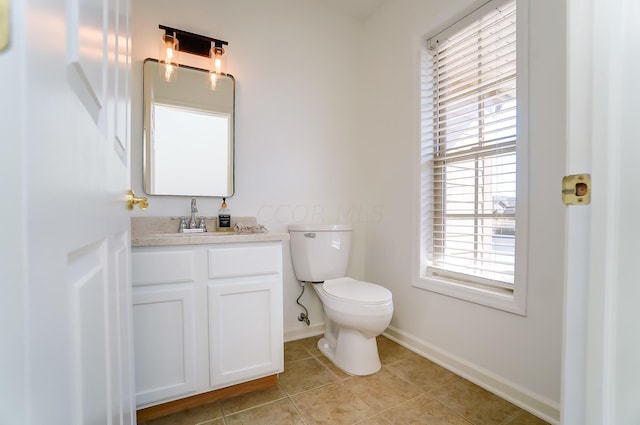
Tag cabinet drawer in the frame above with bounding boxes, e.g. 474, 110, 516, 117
208, 243, 281, 278
132, 250, 195, 286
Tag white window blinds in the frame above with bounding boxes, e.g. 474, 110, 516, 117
422, 0, 517, 287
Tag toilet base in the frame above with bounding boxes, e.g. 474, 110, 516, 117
317, 328, 382, 376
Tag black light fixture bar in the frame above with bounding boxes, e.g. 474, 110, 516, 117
159, 25, 228, 58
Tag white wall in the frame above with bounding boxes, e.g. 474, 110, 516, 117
132, 0, 565, 421
131, 0, 368, 340
360, 0, 565, 422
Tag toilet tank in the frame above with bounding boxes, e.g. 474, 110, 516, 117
288, 224, 352, 282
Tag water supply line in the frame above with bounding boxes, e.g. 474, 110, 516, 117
296, 281, 310, 326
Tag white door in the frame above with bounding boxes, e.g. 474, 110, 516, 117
564, 0, 640, 424
0, 0, 136, 423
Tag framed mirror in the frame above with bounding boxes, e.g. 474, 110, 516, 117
143, 58, 235, 197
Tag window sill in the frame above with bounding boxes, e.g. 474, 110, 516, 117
413, 275, 526, 315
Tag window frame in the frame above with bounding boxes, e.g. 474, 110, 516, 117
414, 0, 529, 315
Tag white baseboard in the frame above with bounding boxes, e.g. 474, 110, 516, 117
284, 323, 325, 342
382, 326, 560, 425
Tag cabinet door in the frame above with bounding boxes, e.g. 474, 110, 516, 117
133, 286, 197, 406
208, 277, 284, 388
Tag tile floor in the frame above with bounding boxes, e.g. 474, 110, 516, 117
142, 336, 551, 425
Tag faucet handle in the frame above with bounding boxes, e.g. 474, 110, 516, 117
178, 216, 187, 232
198, 217, 208, 232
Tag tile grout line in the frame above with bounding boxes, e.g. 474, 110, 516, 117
285, 390, 311, 425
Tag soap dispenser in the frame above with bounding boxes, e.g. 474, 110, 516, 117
217, 198, 232, 232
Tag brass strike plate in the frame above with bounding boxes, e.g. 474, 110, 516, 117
0, 0, 8, 52
562, 174, 591, 205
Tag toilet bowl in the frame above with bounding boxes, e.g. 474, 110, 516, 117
288, 224, 393, 375
313, 277, 393, 375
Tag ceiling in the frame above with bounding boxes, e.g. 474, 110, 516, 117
314, 0, 387, 21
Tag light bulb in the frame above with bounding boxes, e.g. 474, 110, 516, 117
165, 45, 174, 62
159, 33, 179, 82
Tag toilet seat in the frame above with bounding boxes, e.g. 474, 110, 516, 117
322, 277, 392, 305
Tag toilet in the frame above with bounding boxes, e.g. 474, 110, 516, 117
288, 224, 393, 375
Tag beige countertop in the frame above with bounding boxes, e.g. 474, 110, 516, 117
131, 217, 289, 247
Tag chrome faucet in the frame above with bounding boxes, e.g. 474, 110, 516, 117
189, 198, 198, 229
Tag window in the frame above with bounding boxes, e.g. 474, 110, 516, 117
416, 0, 528, 314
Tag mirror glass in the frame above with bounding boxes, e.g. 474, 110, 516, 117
143, 59, 234, 197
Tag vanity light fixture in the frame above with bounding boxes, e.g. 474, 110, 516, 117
158, 24, 229, 89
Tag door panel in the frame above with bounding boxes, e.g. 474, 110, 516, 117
68, 241, 110, 425
66, 0, 107, 127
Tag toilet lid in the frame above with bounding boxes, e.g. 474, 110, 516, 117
322, 277, 392, 304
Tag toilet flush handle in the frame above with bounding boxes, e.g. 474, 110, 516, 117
304, 233, 316, 238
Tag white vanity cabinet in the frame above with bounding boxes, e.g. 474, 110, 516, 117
132, 247, 200, 407
131, 240, 284, 409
